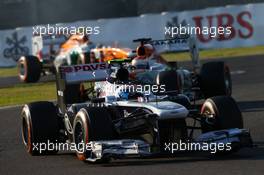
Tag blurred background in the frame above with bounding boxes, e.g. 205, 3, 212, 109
1, 0, 264, 88
1, 0, 264, 29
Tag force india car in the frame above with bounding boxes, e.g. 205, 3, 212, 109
17, 33, 133, 83
17, 34, 94, 83
21, 37, 252, 163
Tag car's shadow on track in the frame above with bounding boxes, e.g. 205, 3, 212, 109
237, 100, 264, 112
96, 147, 264, 167
17, 140, 264, 167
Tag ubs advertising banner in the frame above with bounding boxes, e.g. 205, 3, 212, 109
0, 3, 263, 67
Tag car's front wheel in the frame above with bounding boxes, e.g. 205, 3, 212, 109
73, 107, 115, 162
21, 101, 60, 155
200, 96, 243, 132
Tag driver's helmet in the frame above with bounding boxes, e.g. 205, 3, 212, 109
136, 45, 145, 57
135, 44, 154, 57
132, 44, 154, 69
144, 44, 154, 57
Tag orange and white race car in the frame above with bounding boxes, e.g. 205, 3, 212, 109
89, 47, 135, 63
18, 34, 95, 83
17, 33, 137, 83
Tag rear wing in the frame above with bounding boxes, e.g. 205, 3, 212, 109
148, 38, 188, 53
56, 62, 110, 112
32, 34, 67, 57
58, 62, 110, 84
151, 37, 199, 70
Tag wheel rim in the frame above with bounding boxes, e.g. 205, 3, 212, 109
18, 58, 27, 81
22, 117, 28, 145
74, 121, 85, 152
19, 63, 25, 76
203, 109, 217, 126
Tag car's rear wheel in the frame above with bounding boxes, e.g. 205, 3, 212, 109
200, 61, 232, 98
156, 70, 181, 95
73, 107, 115, 162
21, 102, 60, 155
18, 55, 42, 83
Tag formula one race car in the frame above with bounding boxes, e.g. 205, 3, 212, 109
95, 36, 231, 100
21, 60, 252, 163
17, 33, 134, 83
17, 34, 95, 83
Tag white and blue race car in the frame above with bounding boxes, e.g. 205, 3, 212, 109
21, 37, 252, 163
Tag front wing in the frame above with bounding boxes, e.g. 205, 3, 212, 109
85, 128, 252, 162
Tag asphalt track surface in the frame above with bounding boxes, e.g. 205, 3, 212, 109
1, 55, 264, 175
0, 75, 54, 88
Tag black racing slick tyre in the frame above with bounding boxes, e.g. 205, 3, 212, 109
156, 70, 181, 94
73, 107, 115, 162
200, 96, 244, 154
159, 119, 188, 153
18, 55, 42, 83
21, 102, 60, 155
200, 96, 243, 133
200, 61, 232, 98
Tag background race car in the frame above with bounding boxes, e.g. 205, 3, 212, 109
17, 34, 95, 83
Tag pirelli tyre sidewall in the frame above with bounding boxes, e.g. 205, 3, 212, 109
200, 96, 243, 132
200, 96, 244, 154
21, 105, 33, 154
21, 102, 60, 155
73, 107, 115, 162
73, 109, 89, 161
18, 55, 42, 83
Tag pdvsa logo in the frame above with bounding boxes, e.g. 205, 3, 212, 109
60, 63, 110, 73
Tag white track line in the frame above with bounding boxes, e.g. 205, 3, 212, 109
0, 104, 23, 110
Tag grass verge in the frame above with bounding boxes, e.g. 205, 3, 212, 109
162, 45, 264, 61
0, 82, 56, 107
0, 67, 18, 78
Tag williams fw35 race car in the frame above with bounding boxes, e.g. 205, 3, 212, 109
21, 46, 253, 162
